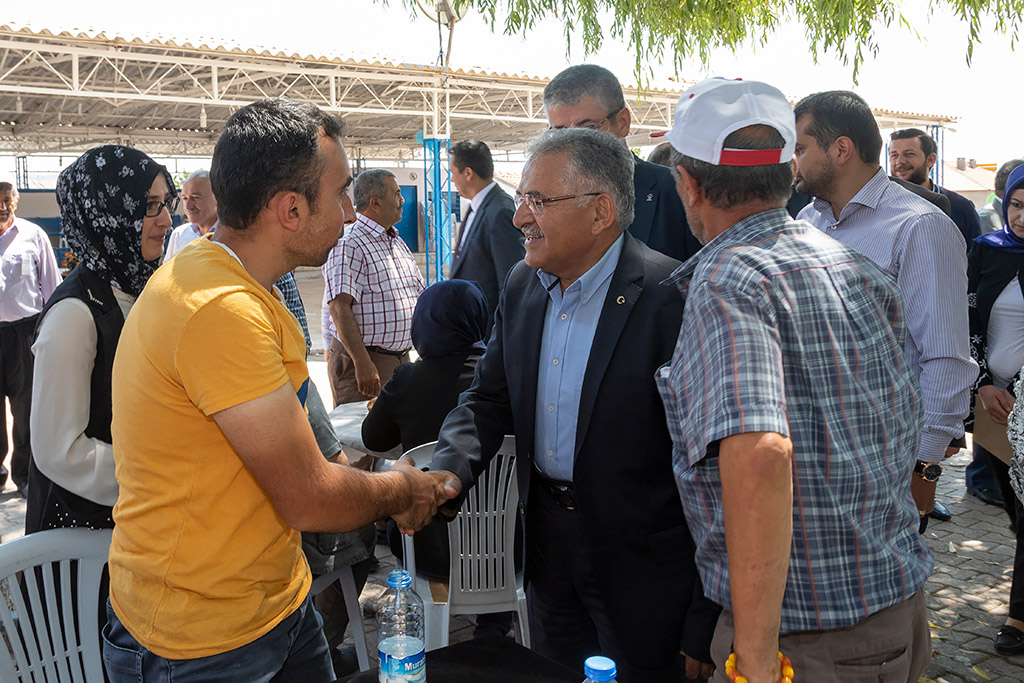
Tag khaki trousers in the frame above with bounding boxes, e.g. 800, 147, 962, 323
327, 337, 409, 407
711, 590, 931, 682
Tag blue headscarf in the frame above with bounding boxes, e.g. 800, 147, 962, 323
411, 279, 489, 359
974, 165, 1024, 254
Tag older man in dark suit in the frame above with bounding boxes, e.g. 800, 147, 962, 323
543, 63, 701, 262
449, 139, 524, 322
432, 128, 717, 683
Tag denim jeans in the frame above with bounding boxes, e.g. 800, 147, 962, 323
102, 594, 334, 682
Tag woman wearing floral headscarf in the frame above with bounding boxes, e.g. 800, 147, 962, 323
25, 145, 176, 534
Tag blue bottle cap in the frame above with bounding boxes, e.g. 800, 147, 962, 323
386, 569, 412, 589
584, 655, 617, 681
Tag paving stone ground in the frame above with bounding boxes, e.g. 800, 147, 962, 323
2, 267, 1022, 680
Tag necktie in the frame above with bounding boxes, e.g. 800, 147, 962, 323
456, 205, 474, 254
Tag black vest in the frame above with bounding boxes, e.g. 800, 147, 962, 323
25, 265, 123, 534
36, 265, 124, 442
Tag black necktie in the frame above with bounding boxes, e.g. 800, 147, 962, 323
456, 206, 474, 254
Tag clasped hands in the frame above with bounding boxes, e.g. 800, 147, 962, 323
389, 457, 461, 536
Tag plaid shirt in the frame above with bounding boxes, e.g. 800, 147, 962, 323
274, 271, 311, 353
322, 214, 424, 351
657, 209, 933, 633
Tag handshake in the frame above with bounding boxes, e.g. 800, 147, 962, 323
387, 457, 462, 536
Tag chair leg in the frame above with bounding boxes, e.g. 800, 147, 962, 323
337, 567, 370, 672
515, 598, 531, 648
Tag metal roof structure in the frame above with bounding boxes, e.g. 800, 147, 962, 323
0, 24, 957, 160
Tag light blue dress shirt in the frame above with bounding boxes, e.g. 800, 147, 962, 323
534, 234, 624, 481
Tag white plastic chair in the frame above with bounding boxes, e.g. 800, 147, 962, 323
401, 436, 529, 651
309, 563, 370, 672
0, 528, 112, 682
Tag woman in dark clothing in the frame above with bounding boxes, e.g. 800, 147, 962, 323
968, 164, 1024, 654
362, 278, 489, 454
27, 146, 176, 534
362, 279, 490, 580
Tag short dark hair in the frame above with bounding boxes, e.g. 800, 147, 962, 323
671, 125, 793, 210
450, 140, 494, 180
890, 128, 937, 157
997, 159, 1024, 194
646, 142, 674, 167
543, 64, 626, 114
211, 97, 344, 230
793, 91, 882, 165
353, 169, 397, 212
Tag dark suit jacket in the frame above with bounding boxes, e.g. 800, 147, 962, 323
432, 233, 719, 668
937, 184, 982, 251
450, 185, 525, 323
628, 156, 701, 262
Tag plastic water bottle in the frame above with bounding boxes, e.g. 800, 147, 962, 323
583, 655, 618, 682
376, 569, 426, 683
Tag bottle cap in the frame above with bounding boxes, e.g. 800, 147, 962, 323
584, 655, 617, 681
386, 569, 413, 589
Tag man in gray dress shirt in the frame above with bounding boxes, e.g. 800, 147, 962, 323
793, 91, 978, 531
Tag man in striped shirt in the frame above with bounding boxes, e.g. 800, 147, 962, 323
660, 78, 933, 683
322, 169, 424, 406
794, 91, 978, 531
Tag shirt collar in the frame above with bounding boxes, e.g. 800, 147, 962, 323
666, 208, 790, 290
470, 182, 497, 212
810, 167, 889, 220
354, 213, 393, 237
536, 232, 624, 304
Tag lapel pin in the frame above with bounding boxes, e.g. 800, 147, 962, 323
646, 193, 653, 202
616, 295, 626, 305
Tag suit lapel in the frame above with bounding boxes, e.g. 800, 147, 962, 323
573, 235, 644, 459
452, 186, 503, 276
629, 158, 658, 246
509, 271, 549, 459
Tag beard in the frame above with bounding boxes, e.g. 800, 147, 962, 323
903, 165, 930, 186
795, 158, 837, 201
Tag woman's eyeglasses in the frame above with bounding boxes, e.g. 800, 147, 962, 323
145, 195, 180, 218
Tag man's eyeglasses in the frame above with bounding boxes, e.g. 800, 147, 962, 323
145, 195, 180, 218
550, 107, 623, 131
513, 191, 602, 216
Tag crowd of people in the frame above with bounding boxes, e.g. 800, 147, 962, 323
1, 60, 1023, 683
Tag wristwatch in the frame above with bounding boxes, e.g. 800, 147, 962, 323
913, 461, 943, 483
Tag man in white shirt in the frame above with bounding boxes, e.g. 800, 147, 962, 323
0, 180, 60, 496
163, 170, 218, 262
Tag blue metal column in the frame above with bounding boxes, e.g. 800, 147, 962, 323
423, 137, 453, 285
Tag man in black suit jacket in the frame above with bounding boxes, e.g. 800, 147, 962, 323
432, 128, 717, 682
449, 139, 525, 322
543, 64, 701, 263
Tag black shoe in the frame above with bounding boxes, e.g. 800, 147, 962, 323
13, 478, 28, 500
929, 500, 952, 521
996, 625, 1024, 655
968, 487, 1005, 507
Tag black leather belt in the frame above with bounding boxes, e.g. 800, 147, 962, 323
534, 471, 577, 511
365, 346, 410, 357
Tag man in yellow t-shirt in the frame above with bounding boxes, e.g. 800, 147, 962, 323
103, 97, 460, 682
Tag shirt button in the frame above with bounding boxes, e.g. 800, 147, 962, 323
552, 359, 559, 366
548, 405, 554, 412
546, 450, 553, 457
561, 313, 567, 320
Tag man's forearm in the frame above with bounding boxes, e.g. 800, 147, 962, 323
720, 431, 793, 683
329, 296, 372, 368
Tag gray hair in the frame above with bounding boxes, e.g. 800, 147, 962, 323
353, 169, 396, 212
543, 64, 626, 115
183, 169, 211, 185
0, 181, 19, 197
526, 128, 634, 230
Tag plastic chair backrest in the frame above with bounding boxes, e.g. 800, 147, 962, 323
447, 435, 519, 609
0, 528, 112, 683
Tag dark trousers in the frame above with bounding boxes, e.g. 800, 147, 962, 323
978, 445, 1024, 621
525, 483, 687, 683
0, 315, 37, 489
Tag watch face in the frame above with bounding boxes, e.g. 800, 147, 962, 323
923, 463, 942, 481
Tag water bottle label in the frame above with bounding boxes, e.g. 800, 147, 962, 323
378, 647, 425, 683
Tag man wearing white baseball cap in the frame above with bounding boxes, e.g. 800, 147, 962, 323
657, 78, 933, 683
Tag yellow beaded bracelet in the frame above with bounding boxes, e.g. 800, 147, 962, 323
724, 650, 794, 683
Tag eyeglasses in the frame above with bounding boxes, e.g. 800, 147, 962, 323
550, 107, 623, 131
513, 191, 602, 216
144, 195, 180, 218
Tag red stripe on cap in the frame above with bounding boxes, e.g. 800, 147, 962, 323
718, 148, 784, 166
